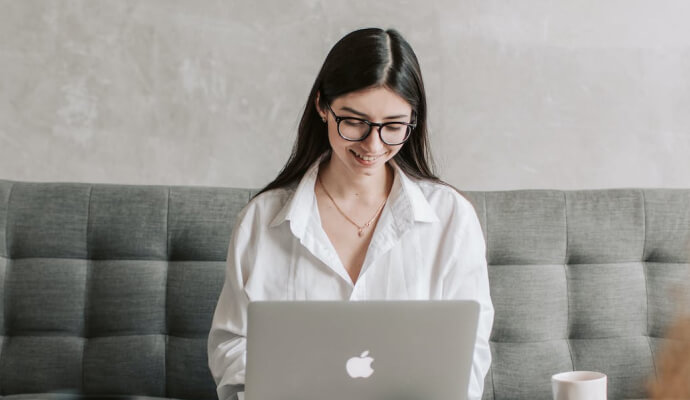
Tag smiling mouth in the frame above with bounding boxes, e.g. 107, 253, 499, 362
350, 149, 384, 162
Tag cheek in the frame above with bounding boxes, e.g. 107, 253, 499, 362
387, 144, 403, 159
324, 126, 338, 148
325, 126, 338, 148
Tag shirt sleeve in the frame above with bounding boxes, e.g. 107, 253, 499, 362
441, 202, 494, 400
207, 220, 252, 400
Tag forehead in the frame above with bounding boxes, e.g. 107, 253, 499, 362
332, 87, 412, 117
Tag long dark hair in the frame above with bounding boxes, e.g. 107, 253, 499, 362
255, 27, 440, 197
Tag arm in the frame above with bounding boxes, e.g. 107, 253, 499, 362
441, 204, 494, 400
208, 222, 251, 400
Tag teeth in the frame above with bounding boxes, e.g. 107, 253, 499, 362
352, 150, 379, 161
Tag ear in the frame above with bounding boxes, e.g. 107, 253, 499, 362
315, 91, 326, 121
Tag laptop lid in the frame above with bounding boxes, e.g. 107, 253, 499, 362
245, 300, 480, 400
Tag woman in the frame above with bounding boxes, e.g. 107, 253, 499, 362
208, 27, 494, 400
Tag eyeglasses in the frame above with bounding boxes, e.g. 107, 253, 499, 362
326, 103, 416, 146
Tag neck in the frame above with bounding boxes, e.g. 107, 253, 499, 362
318, 158, 393, 204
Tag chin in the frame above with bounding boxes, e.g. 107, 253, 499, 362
354, 161, 392, 177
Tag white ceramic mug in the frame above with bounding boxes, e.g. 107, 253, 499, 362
551, 371, 607, 400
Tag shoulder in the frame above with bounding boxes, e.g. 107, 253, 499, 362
411, 180, 487, 260
413, 179, 479, 223
234, 185, 296, 232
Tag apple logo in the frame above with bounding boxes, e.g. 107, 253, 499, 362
346, 350, 375, 378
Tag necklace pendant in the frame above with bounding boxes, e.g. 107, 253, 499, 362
358, 229, 364, 237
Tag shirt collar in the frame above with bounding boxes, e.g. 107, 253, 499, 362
389, 159, 439, 224
268, 153, 324, 235
269, 153, 439, 235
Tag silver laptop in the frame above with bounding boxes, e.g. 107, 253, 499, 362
245, 300, 480, 400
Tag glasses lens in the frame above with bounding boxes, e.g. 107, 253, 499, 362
338, 119, 370, 140
381, 123, 411, 145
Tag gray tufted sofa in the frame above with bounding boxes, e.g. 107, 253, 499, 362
0, 178, 688, 400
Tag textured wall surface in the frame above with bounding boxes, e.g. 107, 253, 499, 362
1, 0, 689, 190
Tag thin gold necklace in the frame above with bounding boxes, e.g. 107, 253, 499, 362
317, 175, 388, 237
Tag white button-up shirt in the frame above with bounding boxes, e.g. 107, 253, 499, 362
208, 157, 494, 400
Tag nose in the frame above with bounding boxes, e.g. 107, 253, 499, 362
361, 125, 386, 152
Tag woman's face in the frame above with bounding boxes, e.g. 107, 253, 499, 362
317, 86, 413, 178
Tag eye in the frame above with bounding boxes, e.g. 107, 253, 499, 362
343, 119, 366, 127
384, 124, 406, 132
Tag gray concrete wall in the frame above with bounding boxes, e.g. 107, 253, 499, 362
1, 0, 688, 190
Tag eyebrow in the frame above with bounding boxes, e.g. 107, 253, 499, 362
339, 106, 409, 120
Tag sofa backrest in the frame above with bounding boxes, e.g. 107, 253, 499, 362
462, 189, 690, 400
0, 180, 688, 399
0, 180, 254, 399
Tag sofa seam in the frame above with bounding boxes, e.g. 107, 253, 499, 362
164, 325, 169, 397
5, 182, 15, 259
0, 331, 202, 338
641, 189, 657, 379
1, 182, 13, 395
5, 255, 177, 261
641, 189, 648, 263
164, 186, 171, 397
643, 263, 657, 380
4, 182, 14, 259
82, 185, 94, 392
563, 192, 575, 371
490, 362, 496, 400
166, 187, 171, 261
563, 191, 569, 266
484, 193, 494, 400
3, 180, 14, 274
642, 190, 650, 336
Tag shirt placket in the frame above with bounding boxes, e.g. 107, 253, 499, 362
349, 208, 408, 300
300, 214, 354, 289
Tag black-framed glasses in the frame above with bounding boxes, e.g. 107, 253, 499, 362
326, 103, 416, 146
